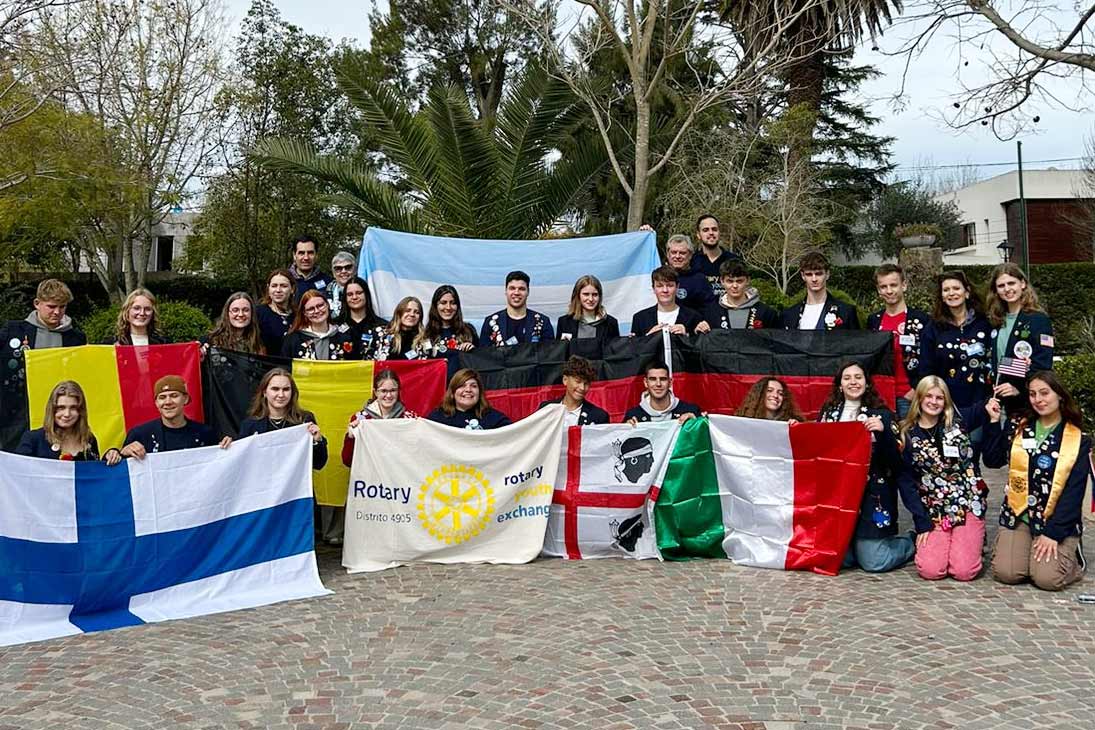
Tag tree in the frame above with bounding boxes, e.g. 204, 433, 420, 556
726, 0, 900, 169
508, 0, 836, 230
890, 1, 1095, 138
1064, 133, 1095, 262
252, 60, 606, 239
30, 0, 225, 300
855, 178, 963, 258
179, 0, 361, 291
359, 0, 547, 126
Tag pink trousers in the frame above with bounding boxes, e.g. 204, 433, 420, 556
914, 516, 985, 582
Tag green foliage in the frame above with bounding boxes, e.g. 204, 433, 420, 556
854, 181, 963, 258
82, 301, 212, 344
181, 0, 362, 291
752, 279, 791, 311
253, 61, 607, 239
1055, 355, 1095, 432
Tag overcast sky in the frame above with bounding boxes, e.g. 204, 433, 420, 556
223, 0, 1092, 183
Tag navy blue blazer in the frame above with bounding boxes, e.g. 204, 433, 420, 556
990, 310, 1054, 409
538, 397, 610, 425
781, 295, 859, 331
630, 305, 703, 336
866, 307, 932, 391
16, 429, 102, 460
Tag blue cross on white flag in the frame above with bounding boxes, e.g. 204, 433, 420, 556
0, 426, 330, 646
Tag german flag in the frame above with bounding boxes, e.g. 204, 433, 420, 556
22, 343, 204, 452
460, 331, 896, 423
202, 349, 447, 505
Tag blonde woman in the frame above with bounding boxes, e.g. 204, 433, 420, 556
556, 275, 620, 343
896, 376, 987, 582
110, 288, 168, 345
364, 296, 425, 360
17, 380, 121, 464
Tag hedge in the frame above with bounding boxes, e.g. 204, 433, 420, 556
82, 301, 213, 344
1056, 355, 1095, 433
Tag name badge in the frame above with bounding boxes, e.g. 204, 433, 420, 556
1021, 438, 1037, 450
560, 333, 573, 341
943, 444, 960, 458
966, 342, 985, 357
898, 334, 916, 346
405, 351, 419, 360
505, 336, 519, 346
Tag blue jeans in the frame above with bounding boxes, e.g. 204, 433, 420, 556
843, 535, 915, 573
896, 396, 912, 421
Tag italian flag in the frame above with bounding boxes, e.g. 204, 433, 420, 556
654, 415, 872, 576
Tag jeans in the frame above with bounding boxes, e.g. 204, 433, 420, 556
844, 535, 915, 573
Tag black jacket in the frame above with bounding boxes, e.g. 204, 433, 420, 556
238, 415, 329, 470
538, 397, 610, 425
556, 314, 620, 344
16, 429, 102, 460
782, 295, 859, 331
630, 305, 703, 336
702, 300, 781, 331
427, 407, 512, 430
989, 310, 1054, 411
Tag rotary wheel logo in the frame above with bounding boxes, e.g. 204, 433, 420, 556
417, 464, 495, 544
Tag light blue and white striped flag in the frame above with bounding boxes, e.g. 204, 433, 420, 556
359, 228, 660, 335
0, 426, 330, 646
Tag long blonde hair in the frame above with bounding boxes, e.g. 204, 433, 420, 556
386, 296, 426, 351
985, 263, 1043, 327
114, 288, 162, 344
899, 375, 956, 441
43, 380, 93, 449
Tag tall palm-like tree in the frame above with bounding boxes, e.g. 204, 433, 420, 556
729, 0, 901, 162
252, 59, 606, 239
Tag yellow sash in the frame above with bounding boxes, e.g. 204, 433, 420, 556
1007, 420, 1083, 518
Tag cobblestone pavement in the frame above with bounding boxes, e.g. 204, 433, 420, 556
2, 467, 1093, 730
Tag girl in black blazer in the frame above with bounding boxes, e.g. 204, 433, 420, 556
556, 275, 620, 344
17, 380, 121, 464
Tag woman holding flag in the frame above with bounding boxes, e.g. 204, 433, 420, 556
896, 376, 988, 582
420, 286, 478, 376
238, 368, 327, 469
984, 263, 1054, 413
17, 380, 122, 464
817, 361, 912, 573
428, 368, 511, 430
341, 369, 418, 467
735, 377, 803, 423
983, 371, 1089, 591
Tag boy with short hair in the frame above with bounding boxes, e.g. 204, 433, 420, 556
781, 252, 859, 331
630, 266, 704, 336
866, 263, 931, 418
623, 360, 702, 424
481, 270, 555, 346
538, 355, 609, 426
120, 375, 231, 458
702, 260, 781, 330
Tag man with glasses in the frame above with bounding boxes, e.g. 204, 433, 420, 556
326, 251, 356, 319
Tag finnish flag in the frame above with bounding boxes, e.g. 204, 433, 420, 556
0, 425, 330, 646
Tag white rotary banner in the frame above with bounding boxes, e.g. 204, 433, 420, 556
343, 405, 566, 572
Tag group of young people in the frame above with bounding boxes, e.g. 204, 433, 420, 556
2, 220, 1089, 589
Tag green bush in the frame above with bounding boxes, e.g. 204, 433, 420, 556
1056, 355, 1095, 433
82, 301, 212, 344
751, 279, 791, 311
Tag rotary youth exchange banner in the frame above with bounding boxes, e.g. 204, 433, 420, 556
654, 415, 872, 575
343, 405, 566, 572
359, 227, 659, 335
0, 426, 329, 647
543, 420, 680, 560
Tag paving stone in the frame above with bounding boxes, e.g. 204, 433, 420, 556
1, 467, 1092, 729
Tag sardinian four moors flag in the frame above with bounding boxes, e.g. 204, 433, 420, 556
344, 405, 566, 572
544, 420, 680, 560
655, 415, 872, 576
0, 426, 329, 646
359, 227, 659, 335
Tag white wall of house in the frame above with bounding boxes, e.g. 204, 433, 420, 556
933, 169, 1085, 264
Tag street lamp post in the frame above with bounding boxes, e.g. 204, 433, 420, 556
997, 239, 1015, 263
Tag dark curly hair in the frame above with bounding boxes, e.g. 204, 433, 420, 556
819, 360, 886, 414
735, 377, 803, 422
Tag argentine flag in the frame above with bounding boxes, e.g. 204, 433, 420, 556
0, 426, 330, 646
359, 227, 660, 335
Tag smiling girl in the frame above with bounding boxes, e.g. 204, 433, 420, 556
256, 269, 297, 356
208, 292, 265, 354
111, 288, 168, 345
17, 381, 121, 463
818, 361, 911, 573
984, 263, 1054, 412
735, 377, 803, 422
427, 368, 511, 430
983, 371, 1089, 591
556, 275, 620, 343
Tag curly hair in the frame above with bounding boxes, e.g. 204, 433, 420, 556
735, 377, 803, 422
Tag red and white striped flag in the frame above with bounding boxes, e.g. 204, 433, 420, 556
543, 421, 680, 560
997, 356, 1030, 379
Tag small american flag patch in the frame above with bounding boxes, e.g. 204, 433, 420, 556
1040, 334, 1054, 347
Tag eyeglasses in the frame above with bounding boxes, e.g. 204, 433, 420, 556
303, 304, 327, 314
333, 264, 354, 272
376, 388, 399, 396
